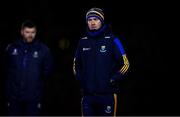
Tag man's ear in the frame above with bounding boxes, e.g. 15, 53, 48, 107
20, 29, 23, 35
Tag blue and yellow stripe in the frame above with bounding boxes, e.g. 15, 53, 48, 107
113, 94, 117, 117
114, 38, 130, 74
120, 54, 129, 74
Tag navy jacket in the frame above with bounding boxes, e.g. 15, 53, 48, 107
73, 25, 130, 95
5, 39, 53, 101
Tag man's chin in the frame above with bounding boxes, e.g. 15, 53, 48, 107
90, 29, 97, 31
25, 39, 34, 43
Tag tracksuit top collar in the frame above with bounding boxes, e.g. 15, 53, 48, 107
86, 25, 108, 38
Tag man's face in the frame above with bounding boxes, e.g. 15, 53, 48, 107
21, 27, 36, 43
87, 17, 102, 30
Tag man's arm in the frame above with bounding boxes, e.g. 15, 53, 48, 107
111, 37, 130, 81
42, 46, 53, 79
73, 41, 82, 80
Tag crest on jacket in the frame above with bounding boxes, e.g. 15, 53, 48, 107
100, 45, 107, 52
12, 48, 18, 55
33, 51, 39, 58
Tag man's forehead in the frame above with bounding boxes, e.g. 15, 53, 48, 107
22, 27, 36, 31
88, 16, 100, 20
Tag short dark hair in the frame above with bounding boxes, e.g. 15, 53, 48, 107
21, 19, 36, 29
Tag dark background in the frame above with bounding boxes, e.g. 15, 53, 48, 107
0, 0, 179, 116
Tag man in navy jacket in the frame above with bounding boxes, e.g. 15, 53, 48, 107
5, 20, 53, 116
73, 8, 130, 116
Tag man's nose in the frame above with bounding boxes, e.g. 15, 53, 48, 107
91, 21, 95, 25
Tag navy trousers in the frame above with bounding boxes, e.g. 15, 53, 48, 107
7, 99, 41, 116
81, 94, 117, 116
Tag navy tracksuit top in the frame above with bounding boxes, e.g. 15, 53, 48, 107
5, 39, 52, 101
74, 25, 130, 95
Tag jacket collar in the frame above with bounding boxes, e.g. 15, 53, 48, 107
86, 25, 108, 38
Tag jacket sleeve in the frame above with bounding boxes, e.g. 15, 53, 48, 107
111, 37, 130, 81
73, 41, 82, 80
0, 44, 9, 83
42, 47, 53, 79
3, 44, 12, 75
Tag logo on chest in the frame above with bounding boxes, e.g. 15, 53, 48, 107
33, 51, 39, 58
100, 45, 107, 53
12, 48, 18, 55
83, 47, 91, 51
